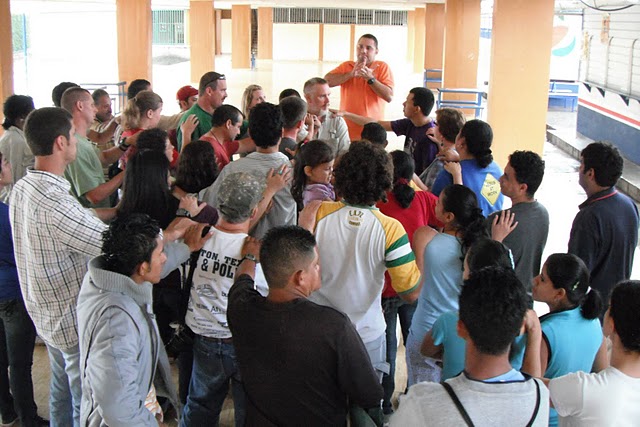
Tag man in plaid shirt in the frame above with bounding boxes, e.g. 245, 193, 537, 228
9, 107, 205, 426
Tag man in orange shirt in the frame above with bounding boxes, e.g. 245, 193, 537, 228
325, 34, 394, 141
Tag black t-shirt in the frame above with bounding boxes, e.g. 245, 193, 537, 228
228, 274, 383, 426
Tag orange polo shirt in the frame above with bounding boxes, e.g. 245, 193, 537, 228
329, 60, 394, 141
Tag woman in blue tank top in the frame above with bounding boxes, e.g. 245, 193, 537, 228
534, 253, 608, 427
406, 184, 488, 386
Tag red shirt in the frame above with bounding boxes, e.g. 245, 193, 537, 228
377, 190, 442, 298
199, 135, 240, 171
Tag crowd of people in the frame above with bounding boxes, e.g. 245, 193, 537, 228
0, 32, 639, 427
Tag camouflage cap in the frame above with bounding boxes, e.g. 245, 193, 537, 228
216, 172, 265, 223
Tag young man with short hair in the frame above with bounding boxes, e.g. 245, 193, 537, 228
202, 103, 295, 239
61, 87, 125, 208
184, 104, 254, 170
338, 87, 436, 174
488, 150, 549, 295
228, 226, 383, 425
392, 267, 549, 426
279, 96, 307, 159
568, 141, 639, 302
77, 213, 183, 426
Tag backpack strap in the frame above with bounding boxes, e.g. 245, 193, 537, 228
441, 382, 474, 427
525, 378, 541, 427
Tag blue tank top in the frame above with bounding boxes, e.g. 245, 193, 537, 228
409, 233, 462, 342
541, 306, 603, 426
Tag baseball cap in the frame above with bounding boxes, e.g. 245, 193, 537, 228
176, 85, 198, 102
216, 172, 265, 223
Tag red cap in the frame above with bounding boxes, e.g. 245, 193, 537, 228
176, 85, 198, 102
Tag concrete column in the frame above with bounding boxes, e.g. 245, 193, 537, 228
350, 25, 356, 60
257, 7, 273, 60
319, 24, 324, 61
413, 7, 426, 73
0, 0, 13, 108
488, 0, 554, 165
425, 3, 445, 89
232, 5, 251, 69
189, 0, 215, 83
443, 0, 481, 90
407, 10, 416, 63
215, 10, 222, 55
116, 0, 152, 87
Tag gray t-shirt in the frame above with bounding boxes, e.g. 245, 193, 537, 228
487, 201, 549, 294
392, 373, 549, 427
201, 151, 296, 239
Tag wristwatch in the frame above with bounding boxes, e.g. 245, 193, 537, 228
367, 77, 376, 85
119, 137, 130, 151
241, 253, 258, 264
175, 208, 191, 218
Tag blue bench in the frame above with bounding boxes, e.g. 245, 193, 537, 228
549, 81, 579, 111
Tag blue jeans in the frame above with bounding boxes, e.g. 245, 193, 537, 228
46, 344, 81, 427
180, 336, 245, 427
381, 296, 416, 413
0, 298, 38, 426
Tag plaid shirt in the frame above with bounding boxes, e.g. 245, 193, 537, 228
10, 169, 106, 350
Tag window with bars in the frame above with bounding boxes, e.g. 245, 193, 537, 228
152, 10, 185, 45
273, 7, 407, 26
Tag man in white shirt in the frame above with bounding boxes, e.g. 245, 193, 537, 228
303, 77, 350, 156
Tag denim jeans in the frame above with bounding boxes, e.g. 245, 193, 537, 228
0, 297, 38, 426
381, 296, 416, 413
46, 344, 81, 427
180, 336, 246, 427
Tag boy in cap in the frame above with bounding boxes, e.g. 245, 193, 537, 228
177, 86, 198, 112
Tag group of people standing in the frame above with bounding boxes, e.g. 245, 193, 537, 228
0, 31, 638, 427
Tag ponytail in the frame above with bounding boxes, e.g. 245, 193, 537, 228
122, 98, 142, 130
122, 90, 163, 130
459, 207, 488, 259
390, 150, 416, 209
580, 288, 604, 320
392, 178, 415, 209
460, 119, 494, 168
545, 253, 602, 319
441, 184, 489, 261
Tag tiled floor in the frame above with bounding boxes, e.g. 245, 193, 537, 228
26, 58, 640, 426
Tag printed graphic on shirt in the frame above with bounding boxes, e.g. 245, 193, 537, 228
481, 174, 500, 205
186, 237, 245, 339
348, 209, 364, 227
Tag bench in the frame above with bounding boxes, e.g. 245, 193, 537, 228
549, 81, 579, 111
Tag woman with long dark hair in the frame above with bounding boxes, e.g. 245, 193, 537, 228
406, 184, 488, 385
430, 119, 504, 216
376, 150, 441, 414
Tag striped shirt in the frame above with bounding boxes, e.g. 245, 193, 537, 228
9, 169, 106, 350
309, 201, 420, 343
